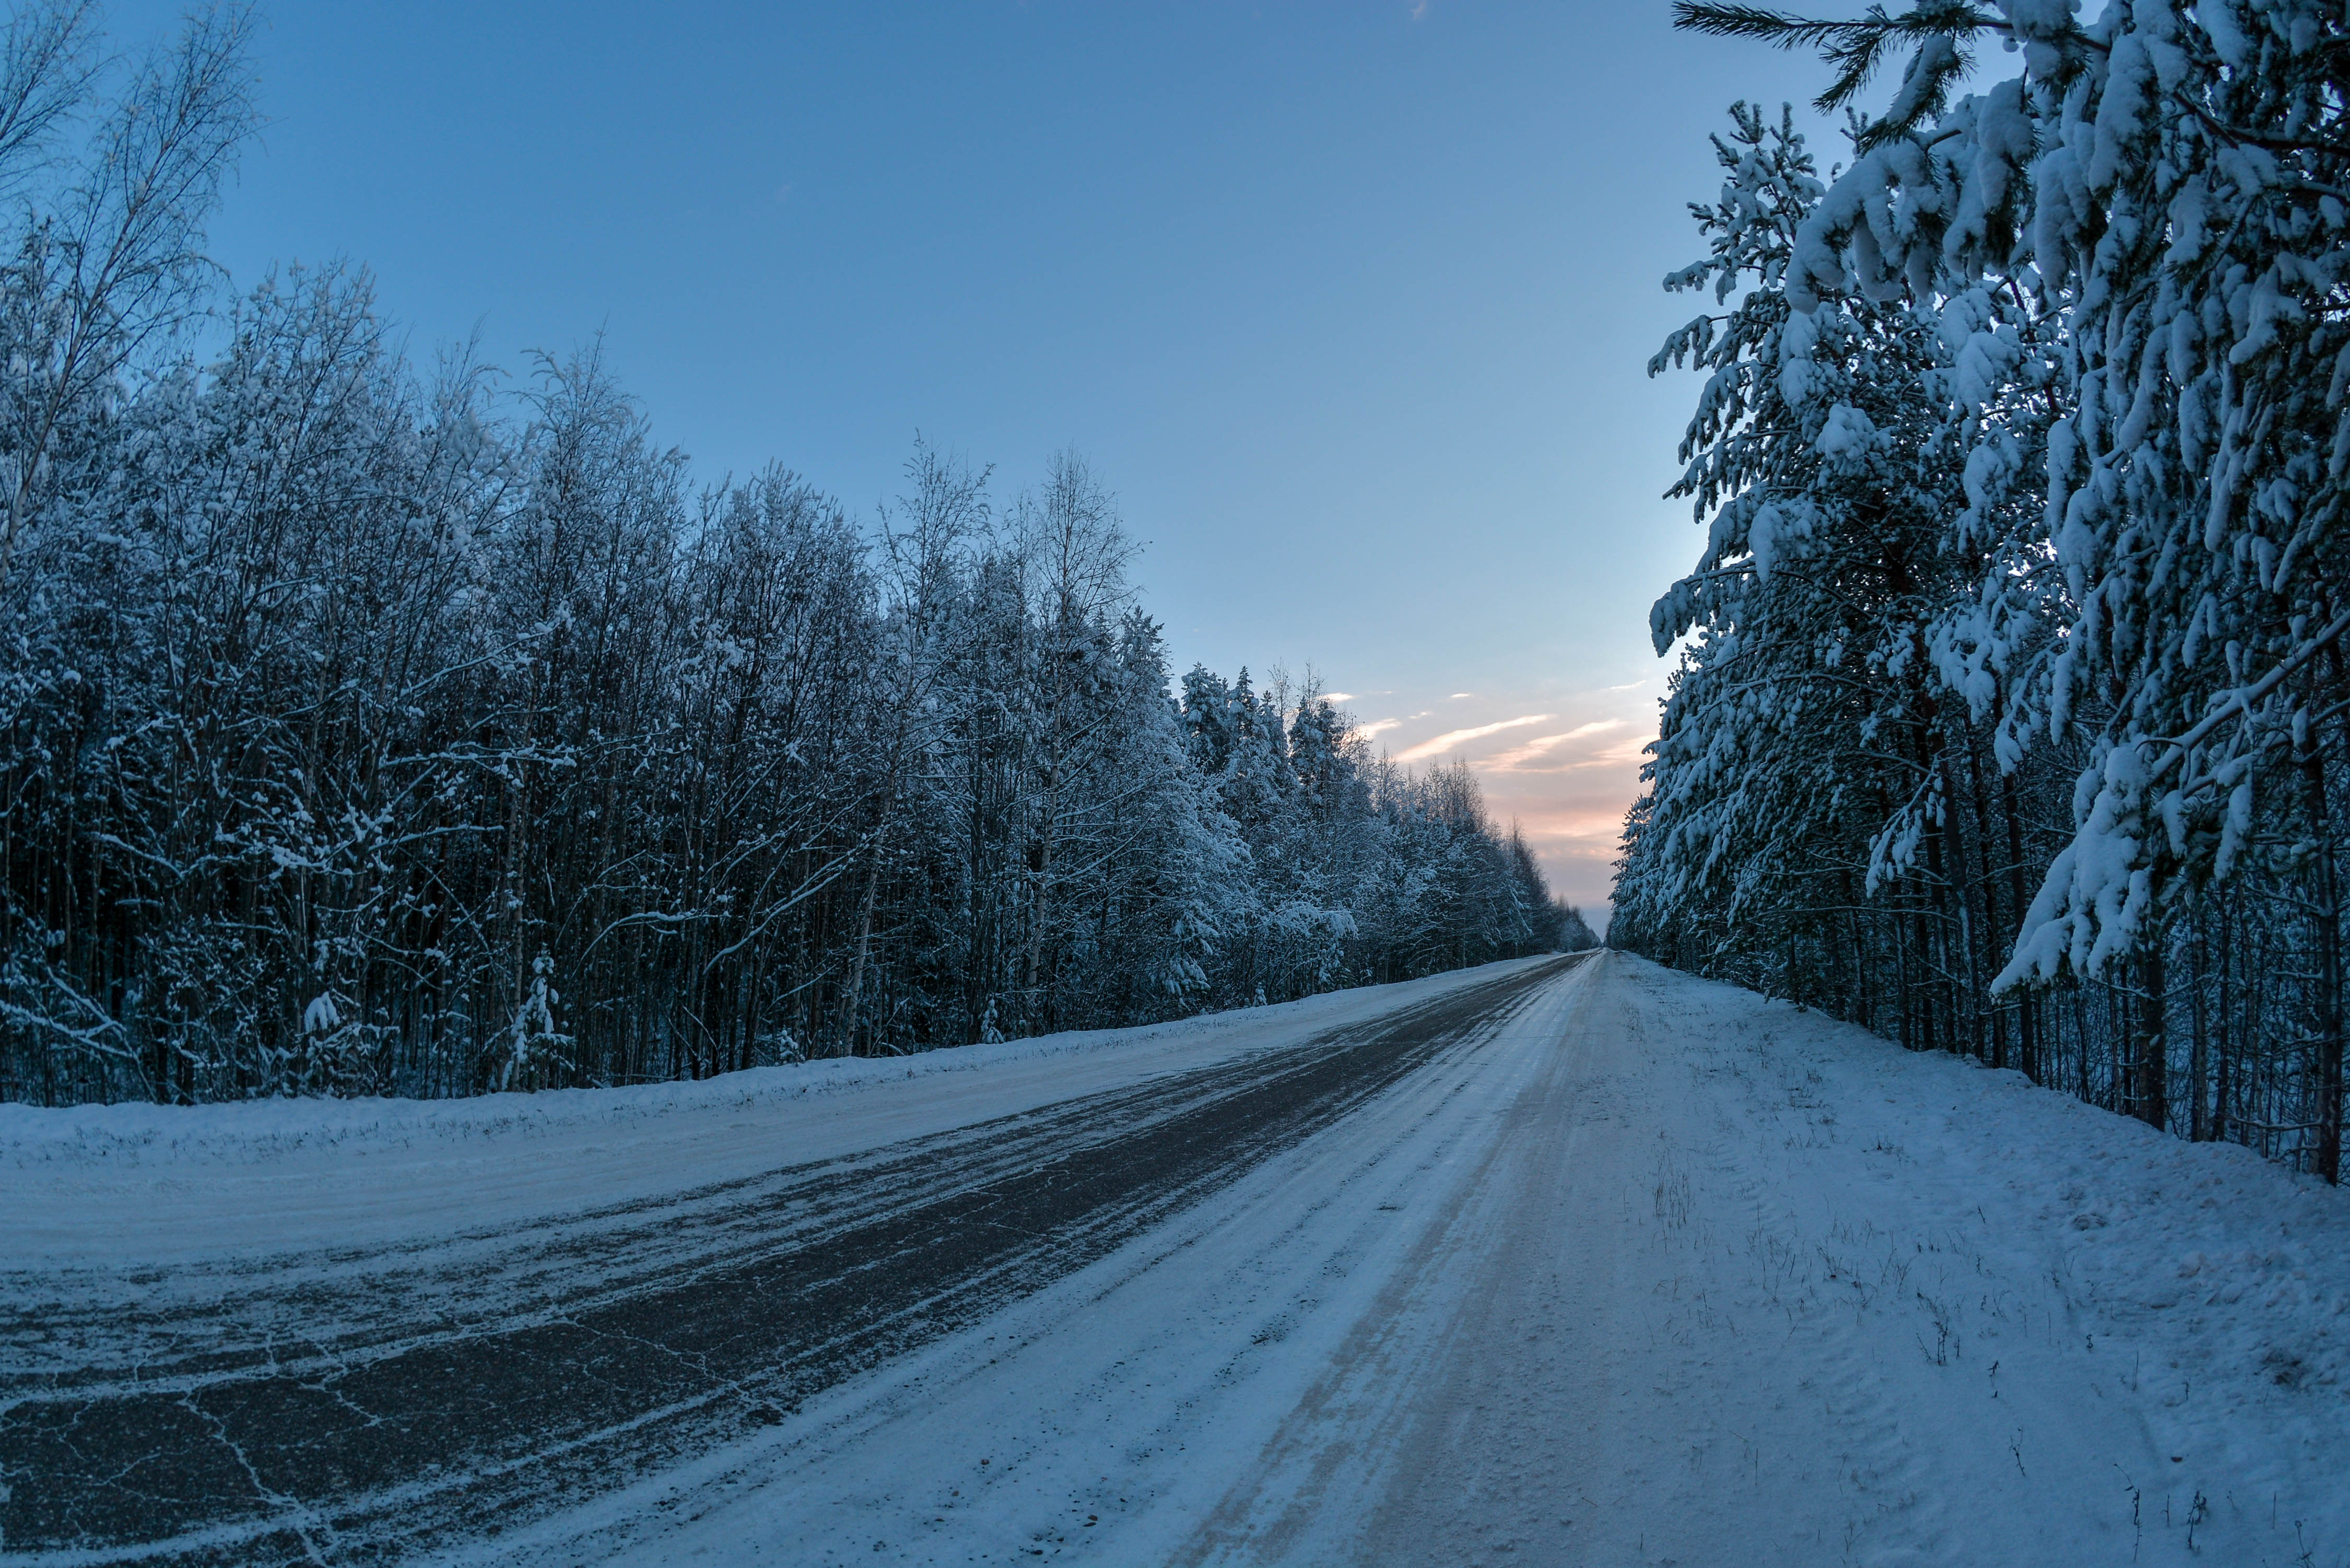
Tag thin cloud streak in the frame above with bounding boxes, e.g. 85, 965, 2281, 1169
1483, 718, 1626, 771
1497, 737, 1650, 775
1483, 733, 1578, 771
1394, 713, 1553, 763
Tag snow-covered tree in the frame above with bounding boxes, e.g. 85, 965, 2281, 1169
1643, 0, 2350, 1179
0, 5, 1576, 1108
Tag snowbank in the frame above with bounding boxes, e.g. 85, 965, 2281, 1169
0, 957, 1556, 1265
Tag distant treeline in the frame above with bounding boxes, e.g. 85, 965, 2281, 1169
1617, 5, 2350, 1183
0, 6, 1587, 1105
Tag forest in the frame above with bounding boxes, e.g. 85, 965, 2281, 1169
0, 4, 1585, 1106
1615, 2, 2350, 1181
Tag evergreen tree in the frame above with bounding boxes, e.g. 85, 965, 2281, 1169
1635, 0, 2350, 1178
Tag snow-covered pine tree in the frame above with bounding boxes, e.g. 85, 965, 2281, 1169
1670, 0, 2350, 1176
1618, 103, 2036, 1046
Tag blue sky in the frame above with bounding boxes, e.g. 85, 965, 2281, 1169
116, 0, 1836, 913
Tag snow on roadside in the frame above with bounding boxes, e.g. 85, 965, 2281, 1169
0, 957, 1556, 1265
1744, 971, 2350, 1487
1868, 1044, 2350, 1543
1593, 954, 2350, 1565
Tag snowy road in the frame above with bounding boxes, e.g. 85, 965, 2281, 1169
6, 952, 2348, 1566
0, 959, 1570, 1565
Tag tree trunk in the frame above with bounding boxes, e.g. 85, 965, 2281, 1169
2304, 744, 2344, 1182
2188, 904, 2210, 1141
2001, 770, 2040, 1082
2214, 891, 2234, 1145
836, 818, 890, 1058
2136, 945, 2168, 1132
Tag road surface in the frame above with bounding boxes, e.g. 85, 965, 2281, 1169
4, 953, 2345, 1566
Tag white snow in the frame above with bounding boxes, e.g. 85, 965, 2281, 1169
13, 953, 2347, 1565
